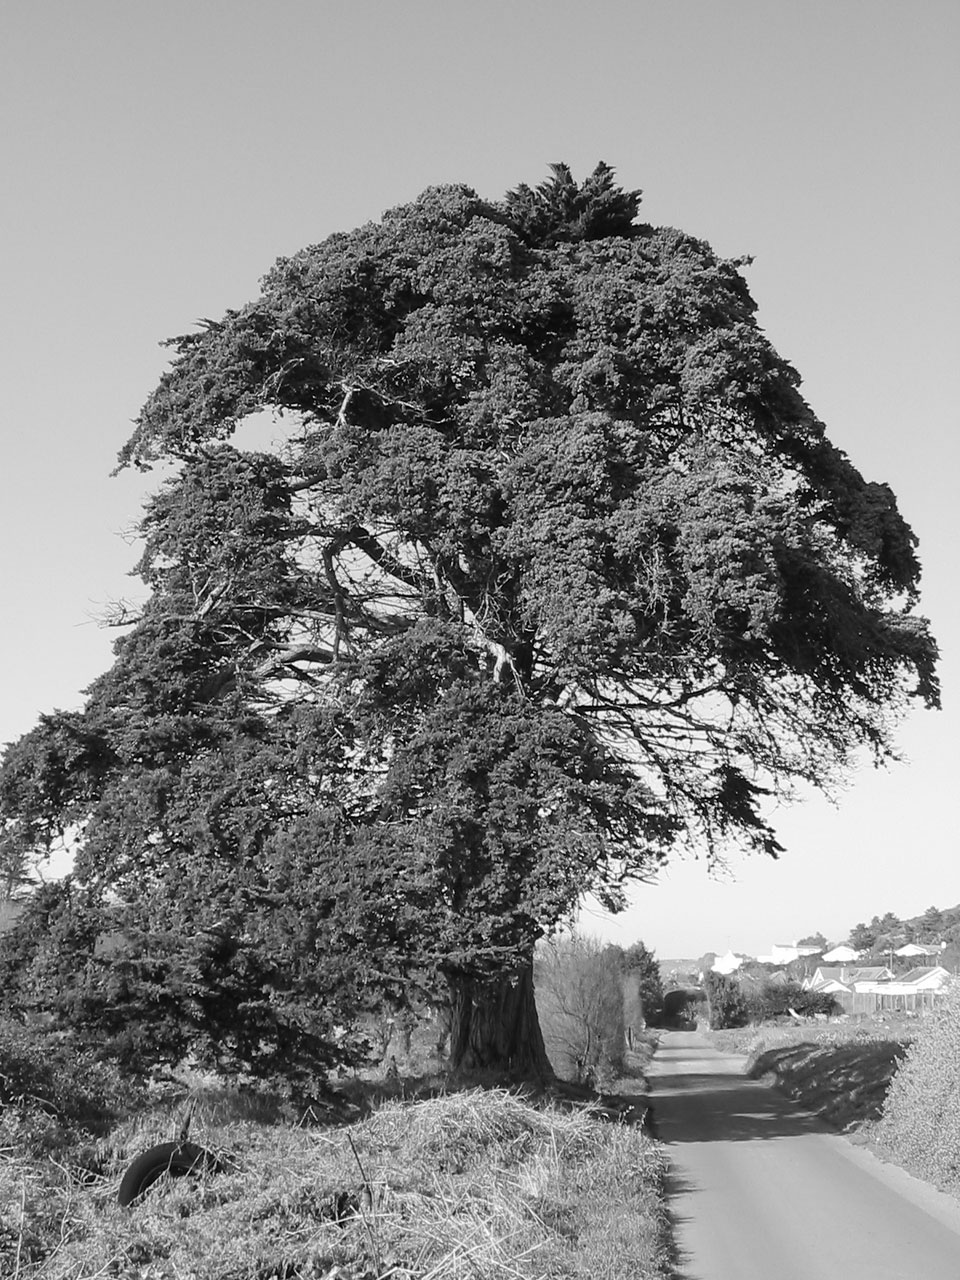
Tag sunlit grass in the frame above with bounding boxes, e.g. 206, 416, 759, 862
1, 1085, 670, 1279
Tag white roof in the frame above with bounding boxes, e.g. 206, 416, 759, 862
711, 950, 745, 975
822, 945, 860, 962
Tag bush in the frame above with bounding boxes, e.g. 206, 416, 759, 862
0, 881, 372, 1089
535, 936, 625, 1086
704, 973, 748, 1029
0, 1018, 143, 1152
744, 981, 839, 1023
876, 979, 960, 1192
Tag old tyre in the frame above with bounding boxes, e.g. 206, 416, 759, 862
117, 1141, 222, 1206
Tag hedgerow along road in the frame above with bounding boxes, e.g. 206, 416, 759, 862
649, 1030, 960, 1279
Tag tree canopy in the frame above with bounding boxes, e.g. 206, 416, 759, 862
0, 163, 938, 1077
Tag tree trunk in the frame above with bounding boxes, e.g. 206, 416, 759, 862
448, 962, 553, 1081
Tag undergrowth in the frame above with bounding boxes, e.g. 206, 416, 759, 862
1, 1081, 669, 1279
876, 979, 960, 1194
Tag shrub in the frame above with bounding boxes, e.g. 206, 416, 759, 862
744, 980, 839, 1023
619, 941, 665, 1028
535, 936, 625, 1085
0, 1017, 143, 1151
704, 972, 748, 1029
876, 979, 960, 1192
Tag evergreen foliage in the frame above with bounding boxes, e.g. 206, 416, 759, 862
743, 980, 838, 1022
0, 163, 938, 1077
704, 972, 749, 1029
620, 940, 665, 1027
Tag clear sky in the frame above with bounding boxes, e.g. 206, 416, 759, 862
2, 1, 958, 958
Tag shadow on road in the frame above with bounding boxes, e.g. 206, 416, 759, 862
654, 1076, 827, 1143
649, 1036, 832, 1144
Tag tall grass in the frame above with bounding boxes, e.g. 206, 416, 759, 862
1, 1086, 670, 1279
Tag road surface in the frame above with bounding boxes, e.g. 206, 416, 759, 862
648, 1029, 960, 1279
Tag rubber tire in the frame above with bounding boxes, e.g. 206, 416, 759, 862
117, 1141, 221, 1206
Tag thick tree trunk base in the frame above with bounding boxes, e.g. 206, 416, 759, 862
448, 963, 553, 1082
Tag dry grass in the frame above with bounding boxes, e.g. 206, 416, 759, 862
1, 1086, 670, 1280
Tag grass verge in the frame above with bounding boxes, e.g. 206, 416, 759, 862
1, 1085, 670, 1280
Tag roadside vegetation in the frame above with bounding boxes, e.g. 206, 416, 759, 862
876, 979, 960, 1195
0, 939, 669, 1280
0, 1068, 669, 1280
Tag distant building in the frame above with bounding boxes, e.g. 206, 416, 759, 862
757, 942, 824, 966
894, 943, 943, 960
711, 950, 746, 975
822, 945, 860, 963
805, 965, 852, 992
847, 966, 895, 987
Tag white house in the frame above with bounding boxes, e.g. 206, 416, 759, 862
805, 965, 852, 992
822, 945, 860, 963
759, 942, 824, 966
894, 943, 943, 959
847, 966, 895, 989
898, 965, 950, 990
711, 950, 746, 975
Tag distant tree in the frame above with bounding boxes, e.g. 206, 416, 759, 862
620, 940, 664, 1030
849, 921, 877, 951
919, 906, 944, 941
0, 163, 938, 1081
704, 972, 749, 1029
797, 932, 827, 950
874, 912, 903, 950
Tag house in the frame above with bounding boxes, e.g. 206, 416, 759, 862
847, 966, 895, 987
711, 950, 746, 976
846, 965, 951, 1014
805, 966, 851, 992
759, 942, 824, 966
894, 943, 943, 960
898, 965, 950, 990
822, 945, 860, 963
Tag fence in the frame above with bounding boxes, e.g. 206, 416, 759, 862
832, 987, 946, 1015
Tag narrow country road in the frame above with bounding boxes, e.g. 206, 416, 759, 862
648, 1029, 960, 1279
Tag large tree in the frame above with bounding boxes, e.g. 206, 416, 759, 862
0, 164, 937, 1079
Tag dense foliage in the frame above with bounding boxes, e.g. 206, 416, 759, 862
618, 940, 665, 1028
743, 980, 838, 1022
0, 163, 937, 1076
877, 980, 960, 1192
0, 1016, 141, 1155
704, 972, 749, 1029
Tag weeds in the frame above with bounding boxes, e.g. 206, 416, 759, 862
1, 1086, 670, 1279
